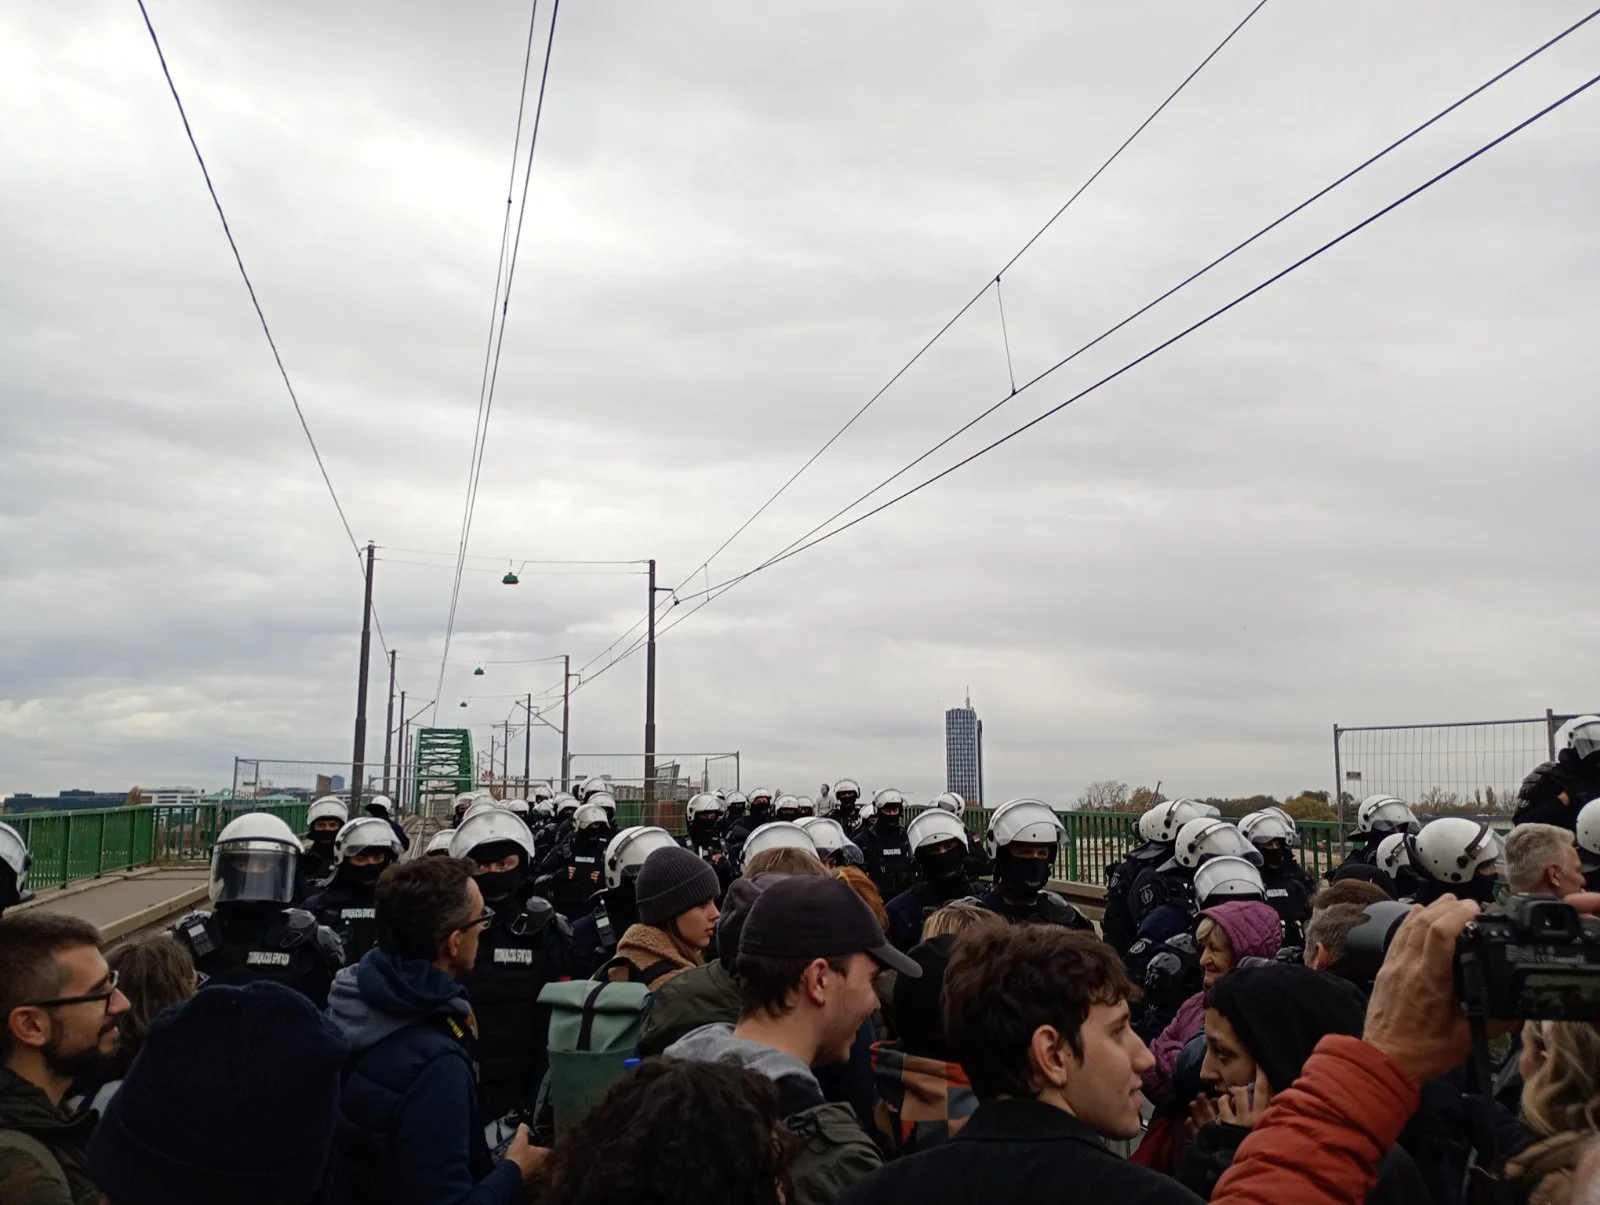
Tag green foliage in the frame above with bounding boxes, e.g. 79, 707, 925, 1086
1282, 794, 1338, 821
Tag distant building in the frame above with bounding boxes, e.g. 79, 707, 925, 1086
2, 789, 126, 814
945, 695, 985, 806
143, 787, 203, 808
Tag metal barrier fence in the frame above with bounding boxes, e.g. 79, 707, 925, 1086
567, 753, 741, 802
231, 759, 390, 804
6, 801, 309, 890
1333, 710, 1596, 824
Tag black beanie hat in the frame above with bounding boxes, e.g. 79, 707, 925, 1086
635, 846, 721, 926
89, 981, 349, 1205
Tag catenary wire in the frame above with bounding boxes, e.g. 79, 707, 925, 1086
574, 65, 1600, 690
436, 0, 564, 707
134, 0, 389, 654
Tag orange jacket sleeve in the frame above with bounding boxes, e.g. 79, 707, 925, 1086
1210, 1035, 1421, 1205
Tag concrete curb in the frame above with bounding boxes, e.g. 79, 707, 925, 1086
101, 885, 212, 943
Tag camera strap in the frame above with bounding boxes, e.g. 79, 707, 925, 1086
1457, 947, 1499, 1165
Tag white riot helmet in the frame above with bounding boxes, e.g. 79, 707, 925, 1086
586, 793, 618, 818
579, 780, 611, 802
797, 817, 850, 859
714, 789, 728, 802
209, 813, 301, 906
463, 799, 502, 823
308, 797, 349, 828
985, 799, 1064, 856
1376, 831, 1412, 880
553, 793, 579, 818
740, 821, 818, 870
872, 788, 906, 810
365, 795, 394, 817
334, 817, 403, 864
0, 822, 33, 906
424, 829, 456, 856
504, 798, 531, 818
1239, 808, 1299, 849
1406, 816, 1504, 890
604, 826, 679, 890
532, 784, 555, 803
450, 809, 538, 863
932, 792, 965, 815
573, 803, 612, 832
773, 794, 805, 819
832, 779, 861, 805
1190, 802, 1222, 819
725, 791, 749, 808
906, 810, 968, 853
747, 787, 775, 807
1567, 715, 1600, 759
452, 792, 475, 815
794, 797, 816, 817
687, 792, 724, 820
1575, 798, 1600, 870
1357, 795, 1418, 836
1193, 855, 1266, 908
474, 790, 497, 804
1172, 819, 1259, 870
532, 801, 555, 820
1137, 798, 1204, 845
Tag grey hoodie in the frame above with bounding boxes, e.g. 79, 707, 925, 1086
665, 1022, 825, 1117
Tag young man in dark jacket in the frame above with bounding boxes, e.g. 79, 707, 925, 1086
322, 857, 542, 1205
838, 924, 1200, 1205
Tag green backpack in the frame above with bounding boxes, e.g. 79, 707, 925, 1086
537, 978, 651, 1131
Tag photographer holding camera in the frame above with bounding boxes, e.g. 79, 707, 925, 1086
1211, 889, 1600, 1205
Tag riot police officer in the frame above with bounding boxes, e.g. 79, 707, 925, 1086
772, 794, 806, 822
1577, 799, 1600, 892
724, 788, 776, 861
855, 788, 916, 900
680, 792, 734, 892
303, 817, 403, 964
0, 821, 33, 917
171, 812, 343, 1006
931, 791, 992, 880
975, 799, 1093, 931
1101, 798, 1204, 954
363, 794, 410, 851
738, 821, 820, 872
1343, 795, 1419, 871
536, 802, 612, 922
884, 811, 976, 951
450, 808, 573, 1129
1238, 807, 1312, 947
831, 779, 864, 834
1515, 715, 1600, 830
423, 828, 456, 856
1405, 816, 1504, 905
450, 791, 475, 828
296, 797, 348, 904
718, 791, 748, 840
797, 816, 862, 870
570, 826, 680, 975
1131, 818, 1260, 942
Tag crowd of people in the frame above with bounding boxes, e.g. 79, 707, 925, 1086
2, 713, 1600, 1204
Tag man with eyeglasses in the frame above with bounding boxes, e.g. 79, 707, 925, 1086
0, 912, 130, 1205
323, 856, 543, 1205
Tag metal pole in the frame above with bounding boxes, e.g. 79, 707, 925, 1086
524, 695, 532, 791
561, 655, 571, 792
735, 750, 741, 791
1547, 707, 1559, 761
396, 691, 407, 814
1332, 724, 1345, 857
502, 722, 510, 788
645, 558, 658, 808
382, 649, 397, 798
351, 541, 376, 811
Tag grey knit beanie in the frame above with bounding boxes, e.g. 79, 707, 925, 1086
635, 845, 721, 925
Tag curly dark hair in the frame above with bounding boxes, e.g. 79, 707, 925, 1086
531, 1058, 789, 1205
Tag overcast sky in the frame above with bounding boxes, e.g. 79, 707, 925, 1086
4, 0, 1599, 806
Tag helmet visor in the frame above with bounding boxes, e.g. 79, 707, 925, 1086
211, 840, 297, 905
1572, 720, 1600, 759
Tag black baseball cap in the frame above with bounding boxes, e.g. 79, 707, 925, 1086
739, 875, 922, 977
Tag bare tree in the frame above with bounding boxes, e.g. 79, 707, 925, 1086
1415, 786, 1462, 815
1074, 780, 1130, 812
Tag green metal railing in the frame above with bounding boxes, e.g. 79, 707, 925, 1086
3, 802, 310, 891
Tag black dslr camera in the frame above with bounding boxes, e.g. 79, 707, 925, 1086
1346, 893, 1600, 1020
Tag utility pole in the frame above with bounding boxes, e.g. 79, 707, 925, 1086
488, 734, 496, 787
350, 540, 376, 811
501, 721, 510, 788
645, 558, 659, 807
396, 690, 407, 814
523, 694, 532, 792
561, 654, 571, 793
382, 649, 397, 798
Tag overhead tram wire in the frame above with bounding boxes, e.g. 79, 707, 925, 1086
571, 65, 1600, 686
658, 0, 1272, 604
674, 2, 1600, 599
435, 0, 565, 707
134, 0, 390, 655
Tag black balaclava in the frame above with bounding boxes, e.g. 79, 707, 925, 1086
875, 806, 903, 836
748, 798, 773, 824
307, 826, 338, 861
1260, 840, 1293, 870
336, 857, 390, 891
688, 812, 720, 845
725, 802, 747, 824
1206, 963, 1365, 1093
916, 843, 968, 897
997, 846, 1052, 894
573, 824, 611, 858
601, 877, 640, 931
469, 840, 529, 903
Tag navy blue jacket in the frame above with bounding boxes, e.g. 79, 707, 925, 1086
322, 949, 520, 1205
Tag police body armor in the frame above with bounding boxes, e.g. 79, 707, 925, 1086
541, 839, 605, 923
303, 882, 381, 965
1129, 863, 1194, 931
172, 905, 343, 1007
975, 886, 1095, 932
1514, 751, 1600, 830
460, 894, 573, 1122
1102, 843, 1171, 954
884, 877, 972, 952
680, 833, 735, 893
857, 825, 916, 900
1260, 861, 1312, 948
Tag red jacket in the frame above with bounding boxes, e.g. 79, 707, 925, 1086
1211, 1035, 1420, 1205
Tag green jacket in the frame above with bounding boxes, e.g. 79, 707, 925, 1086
0, 1068, 98, 1205
637, 958, 742, 1056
